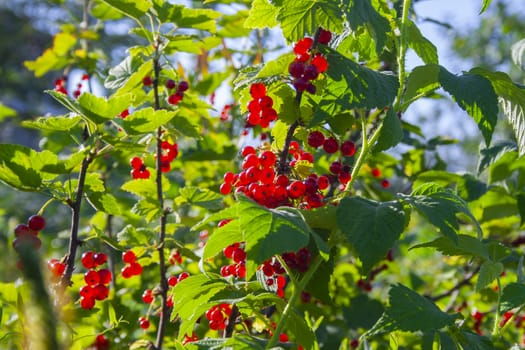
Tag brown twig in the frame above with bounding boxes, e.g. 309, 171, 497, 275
429, 264, 481, 302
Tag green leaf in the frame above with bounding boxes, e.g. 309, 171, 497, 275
477, 141, 517, 175
275, 0, 344, 42
500, 282, 525, 313
374, 108, 403, 152
105, 55, 150, 91
163, 5, 221, 32
456, 174, 487, 202
271, 120, 289, 150
86, 193, 121, 216
410, 234, 488, 259
99, 0, 152, 21
343, 294, 384, 329
479, 0, 492, 14
413, 170, 462, 190
470, 68, 525, 156
406, 20, 438, 64
439, 67, 499, 146
343, 0, 391, 54
202, 220, 243, 260
77, 93, 132, 123
366, 284, 457, 336
175, 186, 223, 210
404, 64, 441, 108
325, 49, 399, 109
0, 103, 16, 122
117, 108, 177, 135
517, 192, 525, 226
288, 309, 315, 350
24, 32, 76, 77
476, 260, 503, 292
244, 0, 278, 29
511, 38, 525, 71
22, 115, 82, 131
336, 197, 406, 273
121, 178, 166, 199
399, 183, 480, 242
132, 198, 162, 222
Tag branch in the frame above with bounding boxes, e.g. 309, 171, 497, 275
429, 265, 481, 302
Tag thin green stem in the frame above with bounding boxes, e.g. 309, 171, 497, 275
492, 277, 502, 336
265, 254, 324, 349
394, 0, 412, 112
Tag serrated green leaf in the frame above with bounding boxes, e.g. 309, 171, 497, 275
122, 177, 167, 199
117, 108, 177, 134
202, 220, 243, 260
175, 186, 223, 210
399, 183, 481, 242
22, 115, 82, 131
374, 108, 402, 152
456, 330, 494, 349
470, 68, 525, 156
245, 0, 278, 29
336, 197, 405, 273
0, 103, 16, 122
479, 0, 492, 14
476, 260, 503, 291
24, 32, 76, 77
407, 20, 438, 65
413, 170, 462, 190
325, 48, 399, 109
288, 309, 315, 350
457, 174, 487, 202
410, 234, 488, 259
132, 198, 162, 222
500, 282, 525, 313
276, 0, 344, 43
343, 0, 391, 54
105, 55, 150, 92
271, 120, 289, 150
511, 38, 525, 71
86, 193, 121, 215
439, 67, 499, 146
366, 284, 457, 336
477, 141, 518, 175
77, 93, 132, 123
404, 64, 441, 108
99, 0, 151, 21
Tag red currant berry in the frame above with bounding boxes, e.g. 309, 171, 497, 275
122, 250, 136, 264
311, 55, 328, 73
293, 77, 309, 92
142, 289, 154, 304
307, 131, 325, 148
232, 248, 246, 263
80, 296, 95, 310
341, 140, 356, 157
259, 150, 276, 167
94, 252, 107, 266
168, 276, 178, 287
250, 83, 266, 99
293, 37, 313, 55
47, 258, 66, 277
129, 262, 143, 276
371, 167, 381, 177
287, 180, 306, 199
93, 284, 109, 300
14, 224, 36, 237
130, 157, 144, 169
165, 79, 176, 89
28, 215, 46, 231
288, 61, 305, 78
98, 269, 112, 285
303, 64, 319, 80
139, 316, 150, 330
177, 81, 189, 92
81, 251, 96, 269
381, 179, 390, 188
142, 76, 153, 86
323, 137, 339, 154
85, 270, 101, 286
318, 29, 332, 45
220, 182, 232, 195
79, 285, 94, 298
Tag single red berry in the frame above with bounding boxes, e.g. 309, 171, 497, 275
338, 171, 351, 184
318, 29, 332, 45
122, 250, 136, 264
119, 109, 130, 118
318, 175, 330, 190
168, 93, 183, 105
14, 224, 36, 237
28, 215, 46, 231
47, 259, 66, 277
250, 83, 266, 99
130, 157, 144, 169
341, 140, 356, 157
79, 285, 94, 298
94, 252, 107, 266
223, 172, 235, 184
93, 284, 109, 301
306, 82, 316, 94
130, 262, 143, 276
177, 81, 189, 92
381, 179, 390, 188
259, 150, 276, 168
220, 182, 232, 195
98, 269, 112, 285
85, 270, 101, 286
165, 79, 176, 89
142, 76, 153, 86
288, 61, 305, 78
80, 296, 95, 310
293, 37, 313, 55
293, 77, 309, 92
279, 333, 289, 342
142, 289, 154, 304
323, 137, 339, 154
307, 131, 325, 148
139, 316, 150, 330
303, 64, 319, 80
311, 54, 328, 73
168, 276, 178, 287
81, 251, 96, 269
81, 73, 90, 80
287, 180, 306, 199
329, 161, 342, 175
350, 339, 359, 349
371, 167, 381, 177
232, 248, 246, 263
94, 334, 110, 349
178, 272, 190, 282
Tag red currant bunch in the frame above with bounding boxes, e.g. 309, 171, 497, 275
289, 35, 329, 93
258, 259, 287, 298
121, 250, 143, 278
156, 140, 179, 173
79, 251, 112, 310
12, 215, 46, 265
54, 76, 68, 95
167, 80, 189, 105
47, 258, 66, 281
205, 303, 232, 331
169, 249, 183, 265
246, 83, 278, 128
130, 156, 150, 179
220, 242, 246, 279
90, 334, 110, 350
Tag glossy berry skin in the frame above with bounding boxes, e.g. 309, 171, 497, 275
177, 81, 189, 92
323, 137, 339, 154
307, 131, 325, 148
94, 252, 107, 266
139, 316, 150, 330
318, 29, 332, 45
122, 250, 136, 263
28, 215, 46, 231
142, 289, 154, 304
80, 296, 95, 310
142, 76, 153, 86
85, 270, 101, 286
165, 79, 176, 89
81, 251, 96, 269
371, 167, 381, 177
14, 224, 36, 237
341, 140, 356, 157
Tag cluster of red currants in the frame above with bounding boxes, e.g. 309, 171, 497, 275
121, 250, 143, 278
129, 140, 179, 179
220, 240, 247, 279
12, 215, 46, 264
205, 303, 232, 331
246, 83, 278, 128
54, 73, 89, 98
88, 334, 110, 350
219, 145, 326, 209
79, 251, 112, 310
142, 76, 189, 106
258, 259, 288, 298
289, 29, 330, 94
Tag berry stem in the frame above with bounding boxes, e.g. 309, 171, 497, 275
278, 119, 300, 175
60, 152, 94, 289
492, 277, 502, 336
265, 254, 324, 349
394, 0, 412, 112
152, 38, 171, 350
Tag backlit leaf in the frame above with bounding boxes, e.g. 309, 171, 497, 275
245, 0, 278, 29
99, 0, 151, 21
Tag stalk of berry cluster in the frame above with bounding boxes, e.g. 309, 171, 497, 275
151, 38, 171, 350
60, 153, 94, 290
